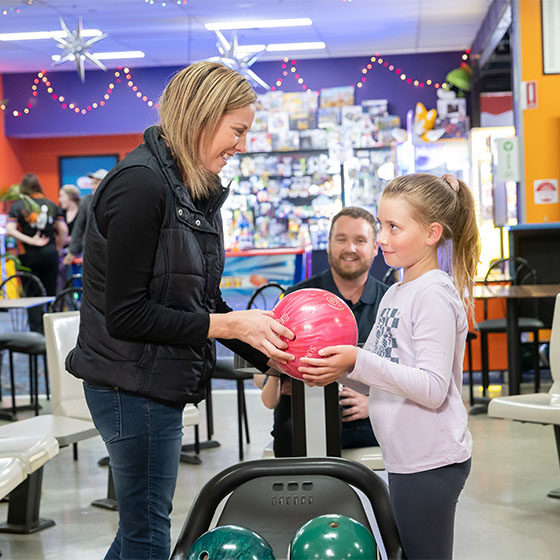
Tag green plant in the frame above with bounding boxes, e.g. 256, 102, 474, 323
0, 184, 41, 214
0, 184, 34, 271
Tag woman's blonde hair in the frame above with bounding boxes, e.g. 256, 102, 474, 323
60, 184, 81, 205
158, 62, 257, 199
382, 173, 481, 316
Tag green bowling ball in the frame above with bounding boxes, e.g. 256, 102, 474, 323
289, 514, 377, 560
187, 524, 276, 560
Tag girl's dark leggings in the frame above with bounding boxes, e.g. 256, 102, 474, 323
388, 458, 471, 560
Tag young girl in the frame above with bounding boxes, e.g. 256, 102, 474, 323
299, 173, 480, 560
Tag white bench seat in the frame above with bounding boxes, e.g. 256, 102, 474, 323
0, 457, 26, 500
0, 434, 62, 534
0, 435, 59, 474
263, 441, 385, 471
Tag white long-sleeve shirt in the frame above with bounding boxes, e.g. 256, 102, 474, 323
346, 269, 472, 474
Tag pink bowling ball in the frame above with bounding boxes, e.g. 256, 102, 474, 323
271, 288, 358, 380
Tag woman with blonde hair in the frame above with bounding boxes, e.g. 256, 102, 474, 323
66, 62, 294, 559
59, 184, 80, 238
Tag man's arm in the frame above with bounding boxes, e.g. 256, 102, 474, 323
64, 196, 90, 264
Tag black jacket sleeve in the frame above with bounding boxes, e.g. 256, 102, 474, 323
213, 293, 269, 372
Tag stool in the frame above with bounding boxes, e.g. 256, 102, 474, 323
210, 356, 253, 461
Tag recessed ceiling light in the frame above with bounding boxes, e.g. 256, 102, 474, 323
205, 18, 312, 31
266, 42, 326, 52
51, 51, 145, 62
0, 29, 103, 41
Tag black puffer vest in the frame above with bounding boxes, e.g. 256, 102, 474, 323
66, 126, 229, 405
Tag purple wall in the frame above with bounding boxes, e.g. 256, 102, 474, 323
2, 52, 462, 138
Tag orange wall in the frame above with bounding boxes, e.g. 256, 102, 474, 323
520, 0, 560, 223
0, 77, 25, 189
13, 133, 142, 201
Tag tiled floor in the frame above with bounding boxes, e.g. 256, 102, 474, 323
0, 385, 559, 560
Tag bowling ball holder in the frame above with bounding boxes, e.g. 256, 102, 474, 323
172, 381, 404, 560
171, 457, 403, 560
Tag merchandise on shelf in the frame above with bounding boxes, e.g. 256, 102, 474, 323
221, 89, 402, 250
221, 150, 342, 250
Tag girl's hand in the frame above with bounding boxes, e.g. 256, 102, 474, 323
298, 345, 358, 386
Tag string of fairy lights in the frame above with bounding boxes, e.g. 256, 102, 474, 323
271, 50, 471, 92
1, 49, 470, 118
144, 0, 188, 5
1, 67, 157, 118
1, 0, 35, 17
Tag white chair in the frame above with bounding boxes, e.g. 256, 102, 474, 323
42, 311, 201, 504
488, 293, 560, 498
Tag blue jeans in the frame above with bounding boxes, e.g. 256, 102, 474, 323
84, 381, 184, 560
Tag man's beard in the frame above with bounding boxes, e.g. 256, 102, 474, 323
329, 253, 370, 281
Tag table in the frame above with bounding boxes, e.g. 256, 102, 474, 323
0, 297, 55, 310
474, 284, 560, 396
0, 296, 56, 420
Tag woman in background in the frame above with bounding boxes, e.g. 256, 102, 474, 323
58, 184, 81, 291
6, 173, 67, 330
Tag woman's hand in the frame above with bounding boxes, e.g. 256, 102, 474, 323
298, 345, 358, 386
209, 309, 295, 364
28, 231, 50, 247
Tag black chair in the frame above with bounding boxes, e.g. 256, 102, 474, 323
0, 272, 49, 419
47, 287, 83, 313
62, 273, 82, 292
382, 266, 400, 286
209, 282, 286, 461
466, 330, 478, 407
475, 257, 544, 410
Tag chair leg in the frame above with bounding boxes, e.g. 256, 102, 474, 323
9, 351, 17, 419
236, 380, 244, 461
194, 425, 200, 455
239, 380, 250, 444
73, 442, 78, 461
0, 350, 3, 401
547, 425, 560, 499
43, 353, 50, 401
480, 332, 489, 397
467, 336, 475, 406
33, 355, 39, 416
206, 380, 214, 440
532, 330, 540, 393
28, 354, 34, 405
91, 466, 119, 511
0, 467, 55, 533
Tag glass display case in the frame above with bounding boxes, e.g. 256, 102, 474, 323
396, 137, 470, 179
469, 126, 517, 275
341, 146, 396, 214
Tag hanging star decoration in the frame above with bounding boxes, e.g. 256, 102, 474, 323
52, 17, 108, 82
207, 31, 270, 91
